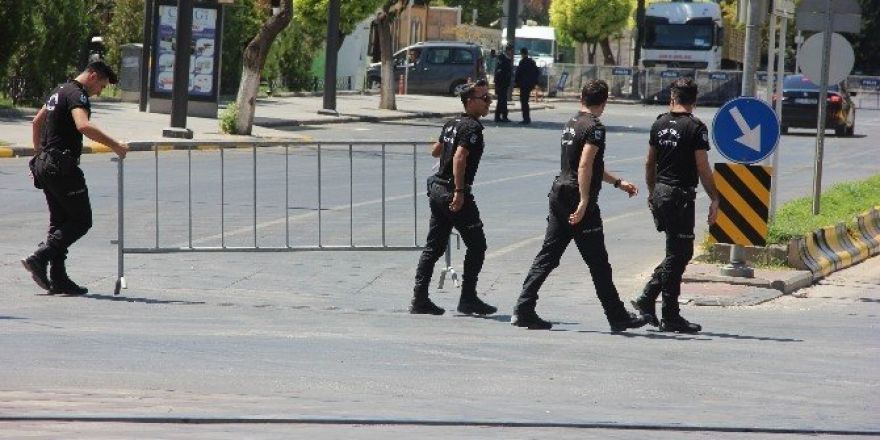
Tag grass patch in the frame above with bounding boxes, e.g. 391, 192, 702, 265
0, 94, 14, 108
767, 174, 880, 244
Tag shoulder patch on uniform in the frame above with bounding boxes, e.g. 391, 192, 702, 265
593, 128, 605, 140
469, 133, 478, 144
701, 131, 709, 142
79, 94, 89, 104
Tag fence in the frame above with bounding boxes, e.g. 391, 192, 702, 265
114, 140, 428, 295
543, 64, 880, 108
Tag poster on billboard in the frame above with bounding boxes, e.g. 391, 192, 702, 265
151, 0, 221, 101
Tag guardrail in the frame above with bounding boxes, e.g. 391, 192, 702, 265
114, 140, 428, 294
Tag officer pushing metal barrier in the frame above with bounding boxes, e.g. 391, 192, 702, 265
410, 79, 498, 316
22, 61, 129, 295
511, 80, 650, 332
631, 78, 720, 334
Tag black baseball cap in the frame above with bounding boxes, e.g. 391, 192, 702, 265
87, 60, 118, 84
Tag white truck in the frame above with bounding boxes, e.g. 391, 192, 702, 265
641, 0, 724, 70
501, 25, 557, 68
501, 25, 556, 91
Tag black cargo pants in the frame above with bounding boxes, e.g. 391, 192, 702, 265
641, 182, 696, 316
514, 180, 629, 322
413, 177, 487, 299
30, 151, 93, 253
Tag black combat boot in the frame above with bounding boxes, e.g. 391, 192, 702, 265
511, 309, 553, 330
659, 294, 701, 333
49, 253, 88, 295
630, 295, 660, 327
21, 243, 58, 291
410, 297, 445, 315
609, 311, 650, 332
457, 293, 497, 315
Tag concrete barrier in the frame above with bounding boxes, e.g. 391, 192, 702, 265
856, 207, 880, 256
789, 207, 880, 280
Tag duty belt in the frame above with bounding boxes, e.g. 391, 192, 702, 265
39, 148, 80, 165
429, 176, 472, 192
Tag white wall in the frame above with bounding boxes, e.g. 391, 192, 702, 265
337, 18, 372, 90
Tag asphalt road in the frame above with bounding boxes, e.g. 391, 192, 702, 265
0, 102, 878, 438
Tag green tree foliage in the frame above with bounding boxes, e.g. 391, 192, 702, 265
293, 0, 383, 47
6, 0, 93, 105
852, 0, 880, 74
435, 0, 501, 27
0, 0, 27, 82
263, 21, 321, 91
550, 0, 632, 47
221, 0, 265, 95
104, 0, 145, 71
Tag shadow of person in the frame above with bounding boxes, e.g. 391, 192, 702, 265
80, 293, 206, 306
575, 329, 710, 341
697, 331, 803, 343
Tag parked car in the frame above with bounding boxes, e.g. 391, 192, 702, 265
366, 41, 486, 96
775, 74, 856, 137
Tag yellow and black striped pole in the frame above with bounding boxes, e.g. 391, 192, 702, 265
710, 163, 772, 247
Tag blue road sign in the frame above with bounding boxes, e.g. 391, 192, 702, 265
712, 97, 780, 164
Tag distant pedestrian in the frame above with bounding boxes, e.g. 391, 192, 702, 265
511, 80, 649, 332
411, 79, 497, 317
630, 77, 719, 333
494, 44, 514, 123
22, 61, 128, 295
514, 47, 540, 124
486, 49, 498, 77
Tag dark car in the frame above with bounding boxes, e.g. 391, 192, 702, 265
367, 41, 486, 96
775, 74, 856, 137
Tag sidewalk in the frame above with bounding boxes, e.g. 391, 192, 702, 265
0, 94, 548, 158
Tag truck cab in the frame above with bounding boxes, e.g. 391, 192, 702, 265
641, 0, 723, 70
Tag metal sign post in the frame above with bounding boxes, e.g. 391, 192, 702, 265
765, 0, 794, 220
795, 0, 862, 214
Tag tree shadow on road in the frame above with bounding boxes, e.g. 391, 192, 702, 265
0, 315, 27, 320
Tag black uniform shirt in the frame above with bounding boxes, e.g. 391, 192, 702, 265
42, 80, 91, 158
494, 54, 512, 87
560, 111, 606, 205
435, 114, 485, 185
649, 112, 710, 188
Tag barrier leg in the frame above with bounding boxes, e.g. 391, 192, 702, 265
115, 156, 126, 295
437, 233, 461, 290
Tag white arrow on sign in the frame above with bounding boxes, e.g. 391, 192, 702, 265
729, 106, 761, 152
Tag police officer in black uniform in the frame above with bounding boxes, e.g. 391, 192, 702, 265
22, 61, 128, 294
514, 47, 540, 124
494, 44, 513, 123
630, 77, 719, 333
511, 80, 649, 331
411, 79, 497, 316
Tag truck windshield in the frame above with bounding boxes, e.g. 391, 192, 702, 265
516, 38, 553, 57
644, 23, 714, 50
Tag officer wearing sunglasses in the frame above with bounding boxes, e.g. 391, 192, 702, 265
410, 79, 497, 317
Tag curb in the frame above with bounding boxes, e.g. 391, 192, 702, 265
682, 269, 813, 295
788, 207, 880, 281
256, 104, 551, 129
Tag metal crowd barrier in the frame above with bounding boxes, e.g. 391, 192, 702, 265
847, 75, 880, 110
114, 140, 427, 295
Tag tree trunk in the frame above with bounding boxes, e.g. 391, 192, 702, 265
233, 2, 293, 135
587, 42, 598, 65
600, 38, 616, 65
377, 11, 396, 110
